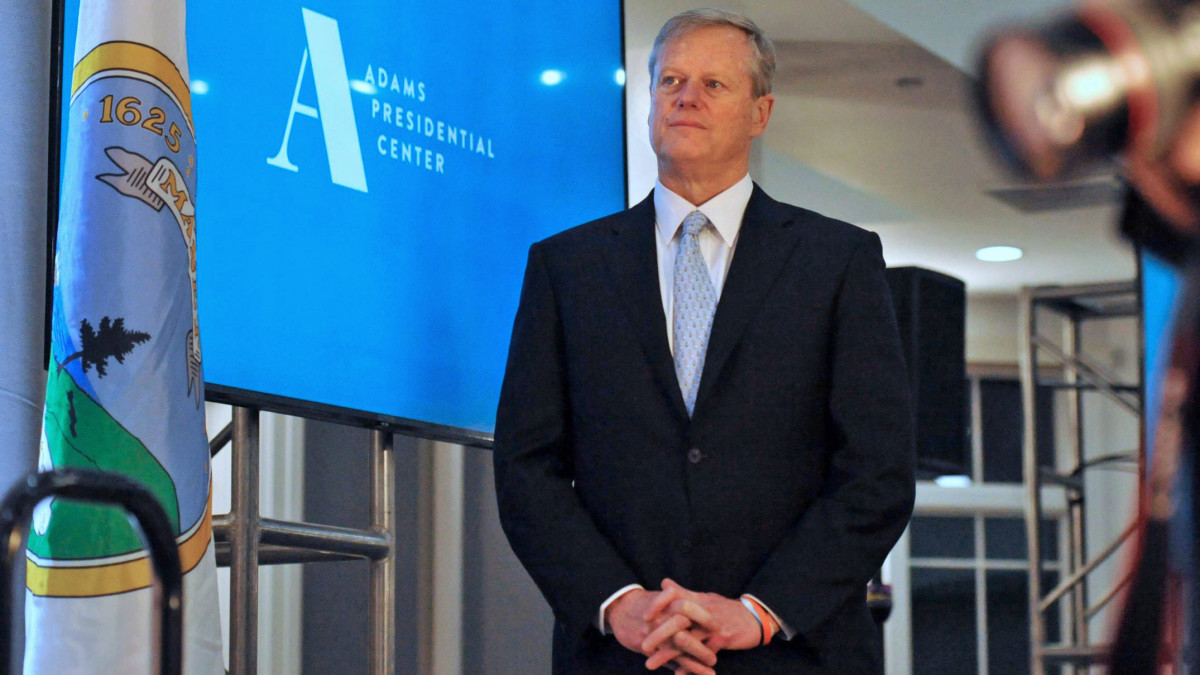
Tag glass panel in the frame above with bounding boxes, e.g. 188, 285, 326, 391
912, 568, 978, 675
985, 517, 1059, 562
1042, 571, 1062, 644
985, 570, 1029, 675
910, 516, 974, 559
985, 570, 1062, 673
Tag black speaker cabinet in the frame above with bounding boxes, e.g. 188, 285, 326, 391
884, 266, 968, 477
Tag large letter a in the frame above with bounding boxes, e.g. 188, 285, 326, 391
266, 8, 368, 193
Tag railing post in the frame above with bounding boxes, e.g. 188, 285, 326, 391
230, 406, 261, 675
1020, 287, 1046, 675
369, 429, 396, 675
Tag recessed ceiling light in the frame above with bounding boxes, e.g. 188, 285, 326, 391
540, 69, 565, 86
976, 245, 1023, 262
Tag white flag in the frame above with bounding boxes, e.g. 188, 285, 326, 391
30, 0, 223, 672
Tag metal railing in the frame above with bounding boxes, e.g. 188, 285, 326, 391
209, 406, 397, 675
0, 468, 184, 675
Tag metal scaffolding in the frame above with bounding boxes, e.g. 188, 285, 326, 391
208, 406, 398, 675
1019, 281, 1142, 675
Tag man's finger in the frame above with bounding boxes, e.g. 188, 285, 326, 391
644, 586, 680, 622
671, 628, 718, 665
645, 645, 683, 671
641, 614, 691, 655
702, 628, 733, 653
670, 599, 718, 634
668, 655, 717, 675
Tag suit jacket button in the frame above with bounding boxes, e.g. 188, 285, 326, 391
687, 447, 703, 464
679, 537, 693, 554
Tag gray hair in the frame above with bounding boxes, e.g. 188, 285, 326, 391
648, 8, 776, 98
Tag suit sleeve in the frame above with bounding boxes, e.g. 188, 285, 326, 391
742, 231, 915, 645
492, 242, 642, 642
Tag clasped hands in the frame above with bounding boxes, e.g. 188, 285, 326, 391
606, 579, 762, 675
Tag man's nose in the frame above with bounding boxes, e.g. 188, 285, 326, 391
675, 80, 700, 107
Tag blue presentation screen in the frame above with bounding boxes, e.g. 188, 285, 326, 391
62, 1, 627, 437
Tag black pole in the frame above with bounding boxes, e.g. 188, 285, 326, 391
43, 0, 65, 368
0, 469, 183, 675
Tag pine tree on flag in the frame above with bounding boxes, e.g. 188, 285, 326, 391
61, 317, 151, 377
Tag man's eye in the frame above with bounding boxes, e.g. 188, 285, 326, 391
706, 80, 722, 89
661, 76, 679, 86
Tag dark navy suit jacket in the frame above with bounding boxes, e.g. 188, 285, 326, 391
493, 186, 915, 674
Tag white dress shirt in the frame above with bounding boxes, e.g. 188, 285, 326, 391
597, 174, 793, 640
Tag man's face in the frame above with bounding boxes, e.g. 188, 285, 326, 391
649, 25, 774, 174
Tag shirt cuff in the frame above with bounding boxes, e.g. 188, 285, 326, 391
597, 584, 645, 634
742, 593, 796, 640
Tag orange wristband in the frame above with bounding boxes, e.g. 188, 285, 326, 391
741, 596, 779, 645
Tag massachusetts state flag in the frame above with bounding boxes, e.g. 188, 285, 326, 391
29, 0, 223, 672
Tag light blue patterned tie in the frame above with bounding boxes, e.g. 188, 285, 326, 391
673, 210, 717, 416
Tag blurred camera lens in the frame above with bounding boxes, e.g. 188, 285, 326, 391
976, 0, 1200, 180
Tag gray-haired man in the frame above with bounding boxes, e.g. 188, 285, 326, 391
494, 9, 914, 674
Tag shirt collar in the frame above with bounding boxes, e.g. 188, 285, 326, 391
654, 174, 753, 248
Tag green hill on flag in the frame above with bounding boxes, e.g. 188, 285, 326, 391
32, 361, 180, 560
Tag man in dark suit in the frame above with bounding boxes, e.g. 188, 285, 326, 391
493, 9, 914, 674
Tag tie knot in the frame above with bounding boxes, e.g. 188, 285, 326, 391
681, 211, 709, 238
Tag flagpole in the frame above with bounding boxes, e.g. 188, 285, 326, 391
43, 0, 64, 367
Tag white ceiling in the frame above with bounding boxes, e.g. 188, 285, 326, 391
624, 0, 1137, 296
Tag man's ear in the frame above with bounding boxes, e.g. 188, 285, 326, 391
751, 94, 775, 137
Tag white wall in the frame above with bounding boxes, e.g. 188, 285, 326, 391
966, 294, 1021, 365
1077, 316, 1141, 645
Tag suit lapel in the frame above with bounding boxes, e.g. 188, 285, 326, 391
602, 193, 690, 421
694, 186, 803, 411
